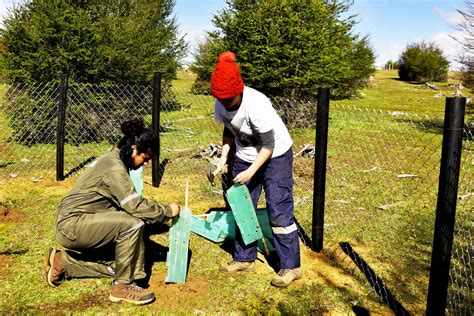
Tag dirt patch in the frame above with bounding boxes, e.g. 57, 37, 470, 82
0, 207, 25, 223
28, 290, 110, 313
299, 245, 365, 292
149, 273, 211, 311
0, 254, 15, 277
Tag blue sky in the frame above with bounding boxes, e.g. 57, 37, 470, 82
1, 0, 467, 69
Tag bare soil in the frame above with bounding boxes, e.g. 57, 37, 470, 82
0, 254, 15, 277
0, 207, 24, 223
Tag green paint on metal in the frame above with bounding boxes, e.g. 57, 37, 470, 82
226, 184, 263, 245
255, 210, 275, 253
129, 167, 143, 196
166, 208, 192, 284
205, 211, 236, 240
190, 216, 226, 242
193, 209, 274, 252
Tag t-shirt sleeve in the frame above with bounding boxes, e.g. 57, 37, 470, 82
214, 101, 224, 124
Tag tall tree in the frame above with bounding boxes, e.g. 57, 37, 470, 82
0, 0, 187, 84
191, 0, 375, 99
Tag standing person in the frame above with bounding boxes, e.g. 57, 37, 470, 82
45, 119, 181, 305
211, 51, 301, 287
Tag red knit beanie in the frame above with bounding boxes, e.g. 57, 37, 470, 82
210, 51, 244, 99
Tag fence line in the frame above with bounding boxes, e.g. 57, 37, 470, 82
0, 79, 471, 314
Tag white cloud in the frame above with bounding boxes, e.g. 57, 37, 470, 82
0, 0, 21, 28
434, 7, 463, 25
373, 42, 405, 68
430, 31, 464, 69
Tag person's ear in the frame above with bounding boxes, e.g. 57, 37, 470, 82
131, 145, 138, 155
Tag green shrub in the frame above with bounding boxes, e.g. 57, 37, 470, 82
398, 41, 449, 82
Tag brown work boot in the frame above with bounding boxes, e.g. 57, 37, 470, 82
45, 248, 65, 287
219, 260, 255, 273
271, 268, 302, 287
109, 283, 156, 305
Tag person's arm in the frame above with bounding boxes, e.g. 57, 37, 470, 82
233, 147, 272, 184
103, 168, 181, 225
213, 126, 235, 176
233, 129, 275, 184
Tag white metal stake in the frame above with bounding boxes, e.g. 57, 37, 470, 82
185, 181, 189, 210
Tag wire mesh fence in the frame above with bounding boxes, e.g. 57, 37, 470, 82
320, 105, 471, 314
0, 80, 471, 314
447, 126, 472, 314
0, 82, 60, 179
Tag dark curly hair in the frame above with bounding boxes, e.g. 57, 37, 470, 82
118, 119, 158, 170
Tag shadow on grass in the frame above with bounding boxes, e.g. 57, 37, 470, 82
244, 270, 374, 315
352, 305, 371, 315
145, 158, 170, 187
393, 116, 444, 135
65, 156, 96, 178
339, 242, 410, 315
140, 224, 171, 287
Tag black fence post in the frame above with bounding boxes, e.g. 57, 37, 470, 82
312, 87, 330, 252
152, 72, 161, 187
56, 73, 68, 181
426, 97, 466, 315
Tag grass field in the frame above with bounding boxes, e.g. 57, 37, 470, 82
0, 70, 472, 314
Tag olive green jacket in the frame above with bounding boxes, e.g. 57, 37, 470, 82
56, 148, 172, 226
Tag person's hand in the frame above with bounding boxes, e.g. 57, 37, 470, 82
168, 203, 181, 217
233, 168, 256, 184
212, 155, 228, 176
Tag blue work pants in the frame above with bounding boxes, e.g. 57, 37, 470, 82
232, 148, 300, 269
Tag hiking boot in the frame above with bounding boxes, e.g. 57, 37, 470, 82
219, 260, 255, 273
271, 268, 302, 287
45, 248, 65, 287
109, 283, 156, 305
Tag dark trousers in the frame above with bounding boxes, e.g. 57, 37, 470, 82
232, 148, 300, 269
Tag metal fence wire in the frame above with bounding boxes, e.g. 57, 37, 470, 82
0, 80, 472, 314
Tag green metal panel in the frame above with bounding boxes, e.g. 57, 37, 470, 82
256, 210, 275, 253
225, 184, 263, 245
206, 211, 236, 240
166, 208, 192, 284
190, 215, 225, 243
191, 209, 275, 252
129, 167, 143, 197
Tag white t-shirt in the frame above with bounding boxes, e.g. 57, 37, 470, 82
214, 86, 293, 162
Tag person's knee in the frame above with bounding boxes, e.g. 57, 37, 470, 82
266, 179, 293, 206
120, 216, 145, 237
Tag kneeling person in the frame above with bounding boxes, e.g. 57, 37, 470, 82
45, 119, 181, 305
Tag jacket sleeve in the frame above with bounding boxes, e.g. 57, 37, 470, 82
102, 167, 174, 225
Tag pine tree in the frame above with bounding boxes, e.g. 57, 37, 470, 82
191, 0, 376, 99
0, 0, 187, 84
